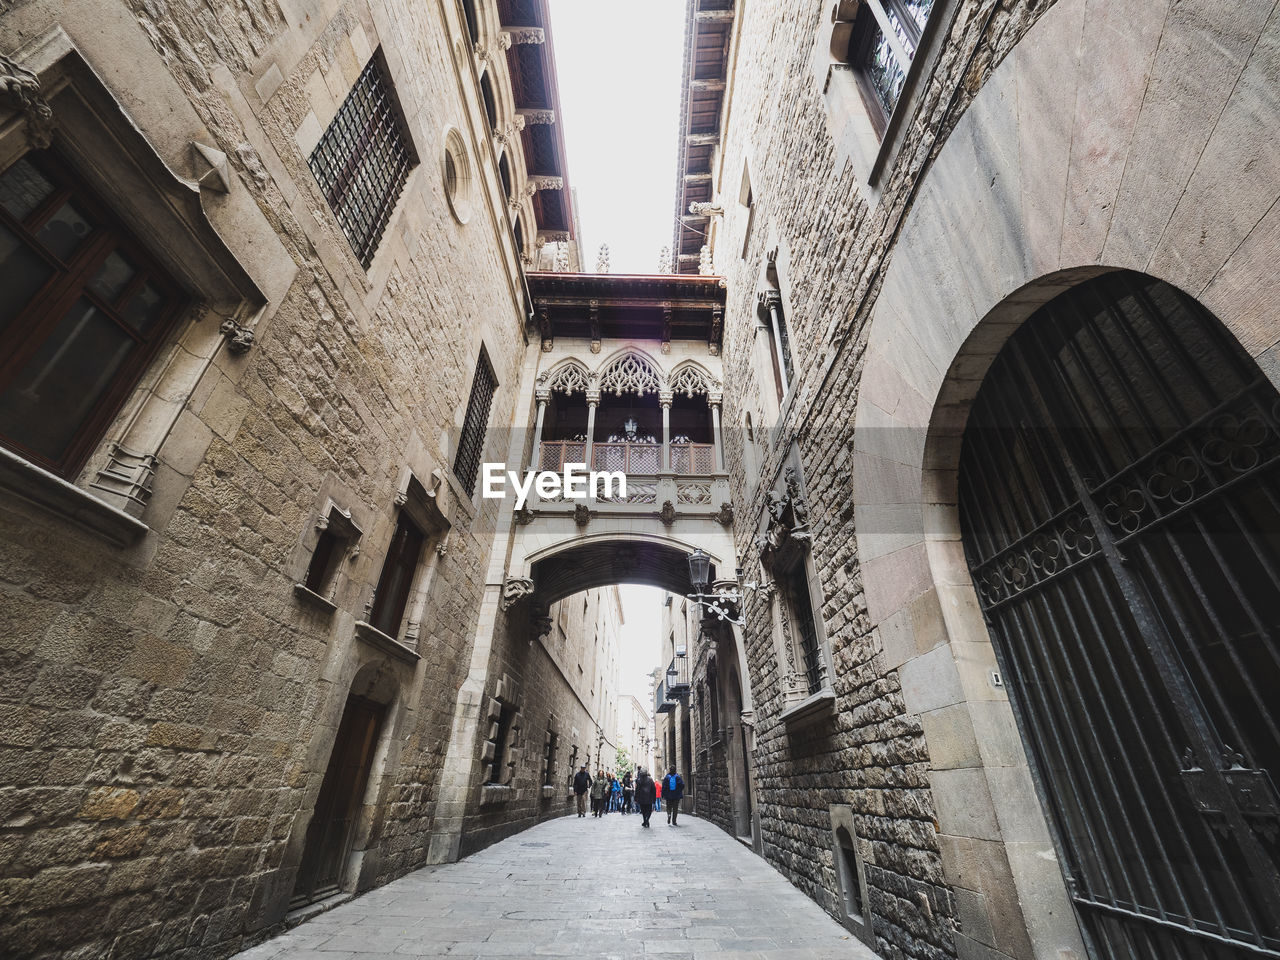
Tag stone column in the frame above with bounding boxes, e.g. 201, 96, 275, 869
660, 389, 673, 473
760, 290, 789, 396
584, 389, 599, 470
531, 392, 549, 471
709, 392, 724, 473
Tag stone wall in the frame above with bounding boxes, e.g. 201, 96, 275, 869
458, 585, 623, 856
0, 0, 550, 957
708, 0, 1060, 957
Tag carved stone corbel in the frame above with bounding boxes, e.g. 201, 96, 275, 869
501, 577, 536, 610
573, 502, 590, 527
502, 27, 546, 45
0, 54, 54, 149
190, 142, 231, 193
219, 317, 254, 354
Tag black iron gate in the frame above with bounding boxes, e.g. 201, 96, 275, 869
957, 271, 1280, 959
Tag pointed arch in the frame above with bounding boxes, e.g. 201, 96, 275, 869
538, 358, 591, 396
668, 360, 717, 398
597, 349, 662, 397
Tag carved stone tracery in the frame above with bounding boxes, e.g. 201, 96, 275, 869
599, 353, 661, 396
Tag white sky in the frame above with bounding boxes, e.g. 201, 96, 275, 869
547, 0, 686, 274
545, 1, 685, 704
616, 584, 666, 705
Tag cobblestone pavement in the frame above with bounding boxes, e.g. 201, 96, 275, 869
235, 813, 879, 959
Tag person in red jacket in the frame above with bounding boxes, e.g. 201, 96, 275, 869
654, 772, 662, 813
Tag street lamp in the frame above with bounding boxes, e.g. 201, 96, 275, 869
685, 547, 754, 625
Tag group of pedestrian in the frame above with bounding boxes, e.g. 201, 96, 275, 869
573, 763, 684, 829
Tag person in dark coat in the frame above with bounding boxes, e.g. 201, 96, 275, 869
633, 767, 657, 828
663, 766, 686, 826
621, 770, 633, 814
573, 765, 591, 817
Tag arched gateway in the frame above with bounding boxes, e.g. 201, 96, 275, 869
959, 271, 1280, 958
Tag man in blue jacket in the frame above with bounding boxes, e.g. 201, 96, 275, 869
663, 766, 685, 826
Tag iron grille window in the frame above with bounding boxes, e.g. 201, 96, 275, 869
454, 350, 497, 496
0, 152, 186, 477
787, 565, 826, 694
846, 0, 936, 134
308, 52, 417, 269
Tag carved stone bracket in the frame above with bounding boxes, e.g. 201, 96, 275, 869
530, 613, 553, 646
656, 500, 677, 526
527, 175, 564, 192
1, 54, 55, 149
190, 142, 230, 193
716, 501, 734, 526
502, 27, 546, 45
501, 577, 536, 610
688, 201, 724, 217
89, 443, 158, 518
219, 318, 254, 354
517, 108, 556, 125
756, 466, 811, 574
513, 505, 536, 525
573, 502, 590, 527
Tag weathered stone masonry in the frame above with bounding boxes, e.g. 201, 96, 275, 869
0, 0, 604, 957
694, 0, 1068, 958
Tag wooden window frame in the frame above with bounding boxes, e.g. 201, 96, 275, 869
845, 0, 932, 137
0, 149, 188, 479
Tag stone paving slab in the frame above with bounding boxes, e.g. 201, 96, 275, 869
235, 815, 879, 959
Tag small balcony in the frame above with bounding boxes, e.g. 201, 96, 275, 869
539, 439, 715, 476
655, 678, 676, 714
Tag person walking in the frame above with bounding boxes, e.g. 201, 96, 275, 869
633, 767, 656, 828
573, 764, 591, 818
654, 774, 661, 814
590, 769, 608, 817
663, 766, 685, 826
621, 770, 633, 814
610, 774, 621, 813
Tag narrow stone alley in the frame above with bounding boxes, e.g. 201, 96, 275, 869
235, 815, 876, 960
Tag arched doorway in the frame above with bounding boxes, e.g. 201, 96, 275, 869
958, 271, 1280, 957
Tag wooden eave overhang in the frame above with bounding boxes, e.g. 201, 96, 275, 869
498, 0, 575, 237
528, 272, 726, 346
671, 0, 735, 274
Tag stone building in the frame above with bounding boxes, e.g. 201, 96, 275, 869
674, 0, 1280, 958
0, 0, 616, 955
4, 0, 1280, 956
616, 692, 653, 774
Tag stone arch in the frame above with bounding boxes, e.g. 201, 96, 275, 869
523, 530, 727, 606
851, 0, 1279, 955
595, 347, 663, 396
538, 357, 592, 397
668, 359, 717, 398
